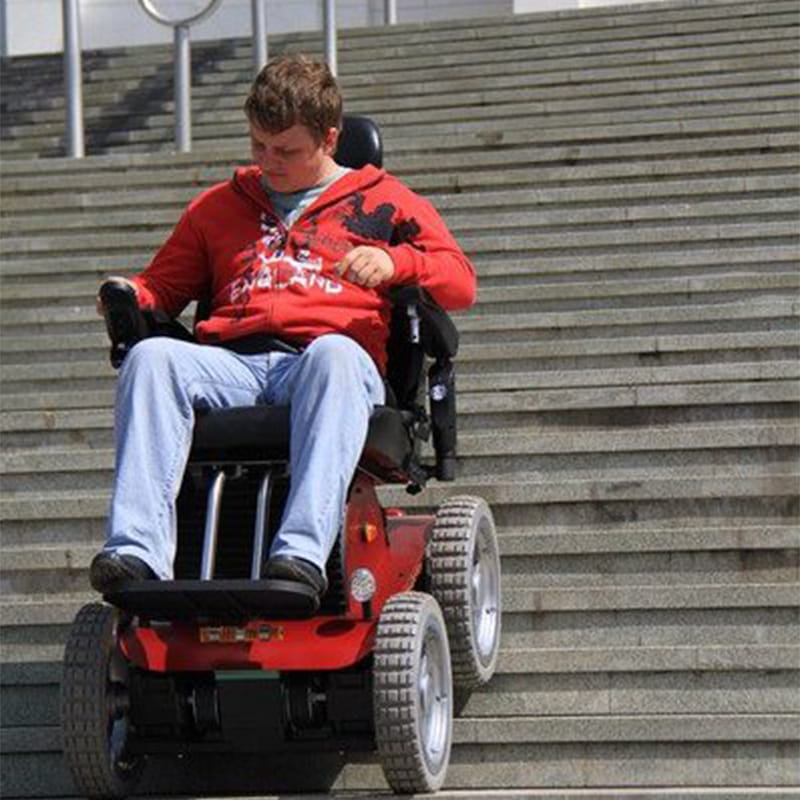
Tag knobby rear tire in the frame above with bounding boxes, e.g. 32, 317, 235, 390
373, 591, 453, 794
61, 602, 144, 799
428, 495, 502, 693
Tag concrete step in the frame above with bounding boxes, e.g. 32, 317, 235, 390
457, 361, 800, 393
3, 504, 798, 555
6, 265, 789, 320
4, 272, 799, 321
2, 352, 797, 408
3, 290, 796, 336
309, 13, 800, 72
4, 144, 796, 202
3, 73, 792, 163
2, 533, 796, 595
2, 171, 798, 230
4, 0, 795, 58
0, 789, 790, 800
1, 3, 792, 159
470, 245, 799, 286
0, 327, 782, 375
3, 578, 798, 632
202, 63, 800, 115
7, 49, 797, 126
1, 720, 796, 796
1, 519, 796, 574
2, 468, 797, 528
64, 88, 800, 146
4, 112, 798, 182
2, 2, 793, 91
2, 1, 794, 92
0, 297, 754, 338
454, 392, 800, 434
0, 336, 797, 395
4, 191, 798, 243
497, 521, 800, 556
7, 93, 797, 159
0, 0, 790, 67
2, 419, 795, 464
3, 243, 797, 293
375, 479, 800, 529
3, 329, 796, 378
9, 63, 798, 141
10, 593, 792, 651
6, 592, 800, 676
3, 635, 799, 676
2, 379, 795, 427
2, 421, 796, 489
455, 299, 800, 336
0, 159, 798, 228
2, 658, 796, 728
341, 42, 800, 94
4, 216, 796, 262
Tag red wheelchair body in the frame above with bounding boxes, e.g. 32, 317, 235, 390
118, 481, 427, 674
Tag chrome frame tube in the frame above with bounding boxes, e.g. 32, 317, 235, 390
251, 0, 268, 73
62, 0, 84, 158
384, 0, 397, 25
200, 470, 226, 580
323, 0, 337, 76
250, 470, 273, 579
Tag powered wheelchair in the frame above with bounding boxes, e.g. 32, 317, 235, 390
60, 116, 502, 798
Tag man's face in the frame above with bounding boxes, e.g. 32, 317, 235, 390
249, 122, 338, 193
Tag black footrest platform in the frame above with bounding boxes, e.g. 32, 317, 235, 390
105, 578, 319, 622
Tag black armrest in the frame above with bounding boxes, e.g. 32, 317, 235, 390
99, 278, 194, 368
389, 286, 459, 360
389, 287, 459, 482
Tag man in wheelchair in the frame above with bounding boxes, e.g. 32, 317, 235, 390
64, 54, 504, 797
89, 53, 477, 601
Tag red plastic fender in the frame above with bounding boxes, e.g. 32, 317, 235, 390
119, 473, 434, 674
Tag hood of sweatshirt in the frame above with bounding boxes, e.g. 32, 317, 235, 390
231, 163, 387, 221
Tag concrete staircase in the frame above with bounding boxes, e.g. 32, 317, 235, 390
1, 0, 798, 796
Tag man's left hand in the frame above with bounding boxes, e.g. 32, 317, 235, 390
335, 246, 395, 289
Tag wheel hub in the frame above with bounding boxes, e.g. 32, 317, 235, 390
472, 522, 500, 663
419, 630, 449, 771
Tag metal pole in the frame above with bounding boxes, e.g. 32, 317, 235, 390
174, 23, 191, 152
322, 0, 337, 77
384, 0, 397, 25
251, 0, 268, 73
0, 0, 9, 58
62, 0, 84, 158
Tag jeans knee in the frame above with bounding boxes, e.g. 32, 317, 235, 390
304, 333, 363, 361
119, 337, 188, 386
299, 335, 384, 403
303, 335, 368, 378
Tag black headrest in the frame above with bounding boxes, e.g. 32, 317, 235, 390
335, 115, 383, 169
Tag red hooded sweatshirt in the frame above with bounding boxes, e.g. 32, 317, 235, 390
132, 164, 476, 371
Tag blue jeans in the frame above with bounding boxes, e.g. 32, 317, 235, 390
103, 334, 385, 580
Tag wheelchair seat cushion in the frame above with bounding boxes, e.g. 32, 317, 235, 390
190, 404, 414, 483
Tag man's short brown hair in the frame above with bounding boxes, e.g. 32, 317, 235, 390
244, 53, 342, 143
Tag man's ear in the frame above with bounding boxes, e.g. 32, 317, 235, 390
322, 126, 339, 156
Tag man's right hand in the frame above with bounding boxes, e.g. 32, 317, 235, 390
96, 277, 137, 317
